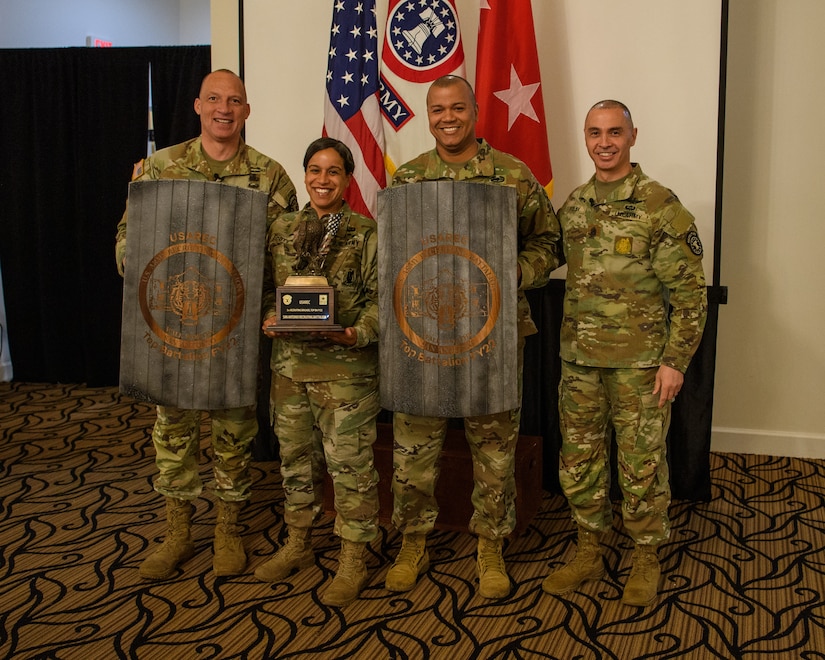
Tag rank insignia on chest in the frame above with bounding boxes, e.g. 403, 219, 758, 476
614, 236, 633, 255
248, 171, 260, 189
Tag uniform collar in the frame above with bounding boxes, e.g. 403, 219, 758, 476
185, 136, 250, 178
582, 163, 644, 203
422, 138, 495, 180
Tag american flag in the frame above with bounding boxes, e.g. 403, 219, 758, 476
323, 0, 386, 219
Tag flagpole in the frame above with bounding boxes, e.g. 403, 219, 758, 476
238, 0, 245, 140
237, 0, 245, 82
713, 0, 728, 297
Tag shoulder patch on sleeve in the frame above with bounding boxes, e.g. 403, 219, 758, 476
685, 229, 703, 256
131, 159, 145, 181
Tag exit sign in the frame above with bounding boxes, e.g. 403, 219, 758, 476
86, 36, 113, 47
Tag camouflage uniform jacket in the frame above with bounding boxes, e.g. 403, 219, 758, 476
262, 202, 379, 382
559, 164, 708, 372
115, 136, 298, 273
392, 138, 561, 337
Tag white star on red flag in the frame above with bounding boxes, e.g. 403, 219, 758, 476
494, 64, 541, 130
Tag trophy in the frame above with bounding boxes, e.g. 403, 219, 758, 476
275, 214, 342, 330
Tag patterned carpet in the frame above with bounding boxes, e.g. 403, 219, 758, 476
1, 381, 824, 659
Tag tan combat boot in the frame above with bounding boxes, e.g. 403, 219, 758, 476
477, 536, 511, 599
254, 526, 314, 582
541, 527, 604, 594
213, 499, 246, 576
320, 539, 369, 607
385, 533, 429, 592
139, 497, 196, 580
622, 544, 661, 607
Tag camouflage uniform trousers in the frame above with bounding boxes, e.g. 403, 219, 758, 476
271, 372, 381, 543
151, 404, 256, 503
391, 337, 526, 541
392, 409, 521, 540
558, 361, 672, 545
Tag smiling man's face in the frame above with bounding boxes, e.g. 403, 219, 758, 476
194, 71, 250, 147
584, 105, 637, 182
426, 79, 479, 163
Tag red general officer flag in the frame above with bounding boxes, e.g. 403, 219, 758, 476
323, 0, 386, 218
475, 0, 553, 196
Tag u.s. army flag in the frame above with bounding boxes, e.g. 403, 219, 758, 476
379, 0, 466, 176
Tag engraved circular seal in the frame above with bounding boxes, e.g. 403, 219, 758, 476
393, 244, 500, 355
138, 242, 245, 350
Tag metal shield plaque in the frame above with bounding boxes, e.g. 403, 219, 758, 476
377, 180, 519, 417
119, 179, 268, 409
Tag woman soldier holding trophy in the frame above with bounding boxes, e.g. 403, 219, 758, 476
254, 137, 380, 608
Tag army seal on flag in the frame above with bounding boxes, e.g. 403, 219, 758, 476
382, 0, 464, 83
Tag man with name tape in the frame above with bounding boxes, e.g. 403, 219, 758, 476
115, 69, 298, 580
385, 75, 561, 599
541, 100, 707, 607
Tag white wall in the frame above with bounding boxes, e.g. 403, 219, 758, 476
210, 0, 238, 71
211, 0, 825, 458
216, 0, 720, 276
0, 0, 210, 47
712, 0, 825, 457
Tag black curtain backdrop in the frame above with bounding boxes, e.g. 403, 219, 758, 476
149, 47, 211, 151
0, 46, 210, 387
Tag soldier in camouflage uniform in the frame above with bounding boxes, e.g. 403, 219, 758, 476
542, 100, 707, 607
253, 137, 380, 608
115, 69, 298, 580
386, 76, 561, 600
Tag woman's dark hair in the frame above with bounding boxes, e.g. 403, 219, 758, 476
303, 137, 355, 175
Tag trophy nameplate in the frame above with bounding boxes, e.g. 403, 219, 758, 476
275, 274, 342, 331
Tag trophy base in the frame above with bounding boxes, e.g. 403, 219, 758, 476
275, 277, 341, 332
272, 323, 345, 332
